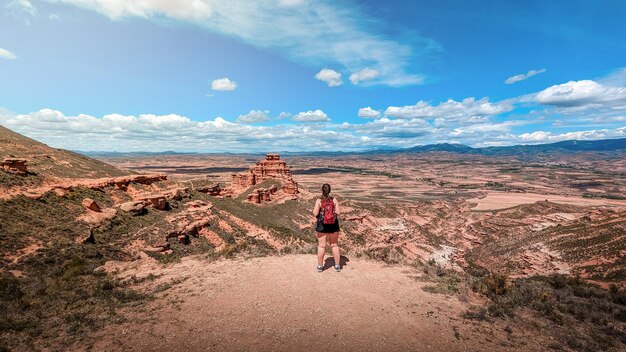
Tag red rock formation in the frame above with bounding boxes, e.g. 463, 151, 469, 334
230, 154, 298, 196
247, 193, 261, 203
141, 195, 168, 210
198, 183, 222, 196
250, 153, 292, 181
231, 172, 256, 188
119, 201, 146, 216
1, 158, 28, 175
82, 198, 101, 212
269, 184, 278, 194
260, 189, 271, 202
282, 177, 298, 195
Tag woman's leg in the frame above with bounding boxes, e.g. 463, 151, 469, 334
328, 232, 340, 267
316, 232, 327, 266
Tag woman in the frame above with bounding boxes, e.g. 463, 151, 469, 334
312, 183, 341, 272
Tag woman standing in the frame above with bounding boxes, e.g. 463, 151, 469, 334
312, 183, 341, 272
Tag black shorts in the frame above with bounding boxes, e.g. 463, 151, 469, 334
318, 219, 340, 233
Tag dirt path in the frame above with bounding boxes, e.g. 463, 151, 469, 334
90, 254, 547, 352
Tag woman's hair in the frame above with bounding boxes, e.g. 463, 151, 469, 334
321, 183, 331, 199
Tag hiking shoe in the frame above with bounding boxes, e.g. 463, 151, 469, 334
317, 265, 324, 273
334, 265, 341, 272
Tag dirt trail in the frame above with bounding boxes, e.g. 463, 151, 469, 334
90, 254, 547, 352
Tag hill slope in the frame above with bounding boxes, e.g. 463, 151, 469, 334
0, 125, 130, 178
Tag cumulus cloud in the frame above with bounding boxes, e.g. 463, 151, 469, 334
291, 110, 330, 122
505, 68, 546, 84
349, 68, 380, 85
358, 107, 381, 118
518, 127, 626, 143
0, 48, 17, 60
237, 109, 270, 124
315, 68, 342, 87
211, 78, 237, 91
0, 108, 363, 152
54, 0, 430, 86
384, 97, 513, 121
535, 80, 626, 108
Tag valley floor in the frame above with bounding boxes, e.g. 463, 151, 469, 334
85, 254, 549, 352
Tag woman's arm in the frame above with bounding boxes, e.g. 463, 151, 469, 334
334, 198, 340, 215
312, 199, 320, 217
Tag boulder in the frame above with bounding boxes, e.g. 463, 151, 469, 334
1, 158, 28, 175
119, 201, 146, 216
268, 184, 278, 194
82, 198, 101, 212
141, 195, 168, 210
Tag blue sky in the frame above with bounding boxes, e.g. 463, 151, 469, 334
1, 0, 625, 152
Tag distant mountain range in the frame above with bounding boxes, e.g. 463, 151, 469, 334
390, 138, 626, 156
79, 138, 626, 158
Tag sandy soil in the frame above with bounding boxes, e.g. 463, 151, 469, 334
89, 254, 548, 352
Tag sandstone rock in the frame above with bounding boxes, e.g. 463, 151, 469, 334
198, 183, 222, 196
260, 189, 271, 202
141, 195, 168, 210
82, 198, 101, 212
231, 172, 256, 189
52, 188, 67, 197
178, 234, 190, 245
268, 184, 278, 194
1, 158, 28, 175
281, 176, 299, 195
145, 243, 171, 253
119, 201, 146, 216
247, 193, 261, 204
186, 200, 208, 208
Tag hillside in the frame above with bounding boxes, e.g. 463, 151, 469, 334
0, 125, 130, 179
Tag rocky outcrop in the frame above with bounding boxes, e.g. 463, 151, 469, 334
198, 183, 222, 196
230, 154, 299, 196
82, 198, 101, 212
250, 153, 292, 181
1, 158, 28, 175
231, 172, 256, 189
282, 177, 298, 195
246, 189, 272, 203
166, 217, 212, 245
119, 201, 146, 216
140, 194, 168, 210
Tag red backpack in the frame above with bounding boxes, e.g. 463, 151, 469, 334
321, 197, 336, 224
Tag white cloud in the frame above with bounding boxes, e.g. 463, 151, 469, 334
0, 108, 362, 152
237, 109, 270, 124
505, 68, 546, 84
55, 0, 430, 86
315, 68, 342, 87
291, 110, 330, 122
518, 127, 626, 143
277, 112, 291, 120
384, 97, 513, 121
349, 68, 380, 85
211, 78, 237, 91
535, 80, 626, 108
0, 48, 17, 60
358, 107, 381, 118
